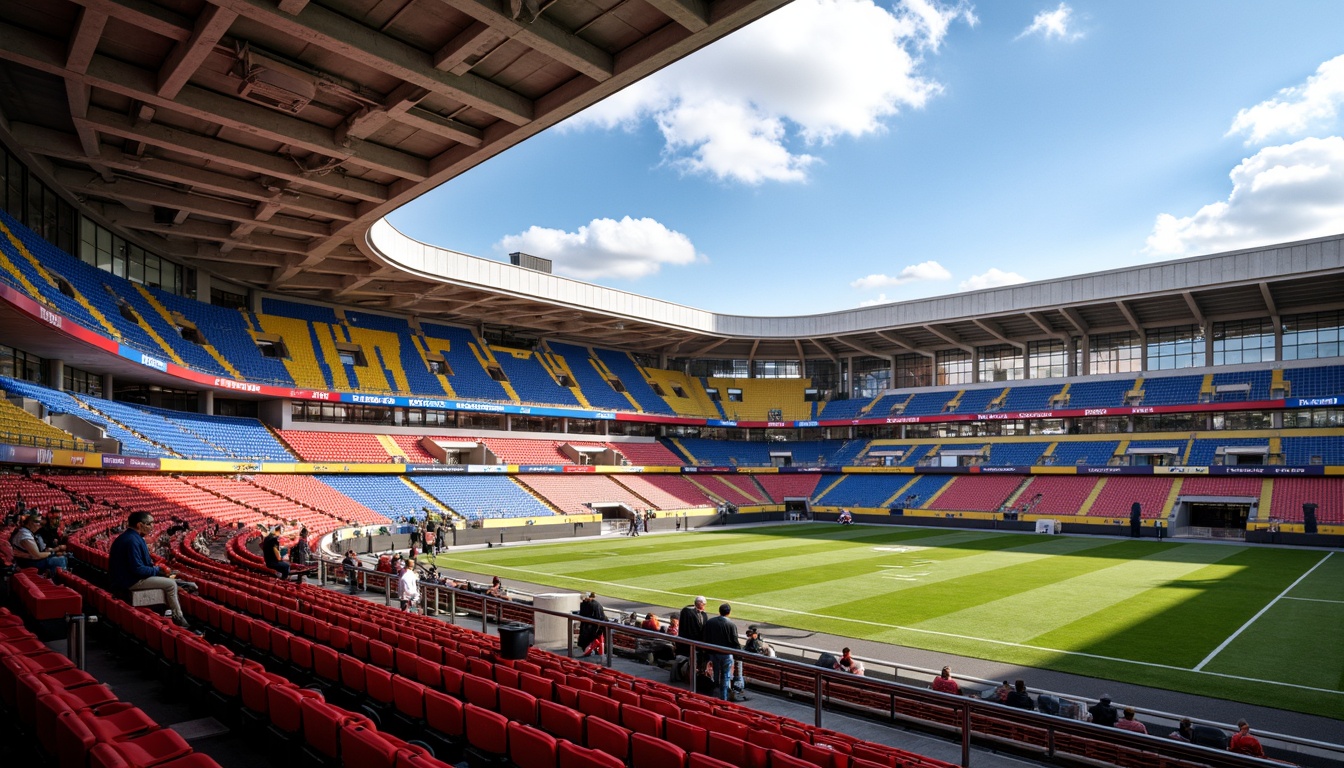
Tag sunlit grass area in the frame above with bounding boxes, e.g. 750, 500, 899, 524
431, 524, 1343, 717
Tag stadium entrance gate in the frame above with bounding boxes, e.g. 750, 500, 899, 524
1171, 496, 1254, 540
783, 497, 812, 521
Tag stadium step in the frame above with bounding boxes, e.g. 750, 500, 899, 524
471, 340, 521, 402
880, 476, 921, 508
377, 435, 409, 461
1077, 477, 1108, 515
1162, 477, 1185, 517
138, 285, 244, 380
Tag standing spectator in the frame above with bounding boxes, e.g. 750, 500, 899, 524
1168, 718, 1194, 742
677, 596, 708, 658
10, 513, 67, 577
701, 603, 741, 701
931, 666, 961, 695
1088, 694, 1119, 726
108, 512, 188, 628
1228, 719, 1266, 758
1005, 680, 1035, 710
262, 525, 291, 580
1130, 502, 1142, 538
577, 592, 606, 657
408, 523, 421, 550
341, 549, 361, 594
290, 527, 310, 566
1115, 706, 1147, 734
397, 560, 419, 612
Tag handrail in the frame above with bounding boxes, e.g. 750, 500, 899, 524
312, 538, 1340, 768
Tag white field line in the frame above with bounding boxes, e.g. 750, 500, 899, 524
1282, 596, 1344, 605
440, 555, 1344, 696
1194, 551, 1334, 671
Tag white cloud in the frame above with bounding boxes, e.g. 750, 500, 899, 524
850, 261, 952, 290
1228, 54, 1344, 145
959, 268, 1026, 290
859, 293, 894, 307
567, 0, 977, 184
496, 217, 703, 280
1144, 136, 1344, 256
1016, 3, 1083, 42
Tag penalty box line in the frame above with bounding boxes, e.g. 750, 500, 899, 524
440, 556, 1344, 697
1194, 551, 1335, 672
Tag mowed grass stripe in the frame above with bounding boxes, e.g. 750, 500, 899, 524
913, 543, 1243, 649
1200, 597, 1344, 691
720, 535, 1122, 617
1285, 552, 1344, 602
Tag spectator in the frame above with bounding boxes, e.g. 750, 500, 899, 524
36, 508, 65, 549
1228, 719, 1266, 758
10, 513, 67, 577
289, 527, 310, 566
1169, 718, 1194, 742
1005, 679, 1035, 710
341, 549, 361, 594
262, 526, 291, 580
1115, 706, 1147, 734
931, 666, 961, 695
108, 512, 189, 628
487, 575, 507, 598
701, 602, 741, 701
396, 560, 419, 612
744, 625, 775, 657
1088, 694, 1119, 727
641, 612, 662, 632
835, 647, 865, 676
665, 617, 679, 636
577, 592, 606, 658
677, 596, 708, 657
993, 681, 1012, 703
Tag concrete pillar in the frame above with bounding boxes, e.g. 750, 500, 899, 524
532, 593, 581, 648
49, 359, 64, 390
195, 270, 211, 302
101, 373, 113, 398
198, 389, 214, 414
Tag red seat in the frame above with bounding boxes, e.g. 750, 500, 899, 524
464, 703, 509, 758
104, 727, 193, 767
365, 665, 395, 706
414, 658, 441, 688
268, 684, 316, 735
609, 686, 641, 707
78, 703, 159, 741
798, 742, 846, 768
392, 676, 426, 721
688, 754, 738, 768
368, 640, 395, 670
537, 699, 585, 744
423, 689, 464, 740
665, 718, 708, 755
748, 729, 797, 755
440, 666, 463, 697
621, 705, 664, 738
55, 710, 100, 768
302, 696, 353, 760
577, 690, 621, 724
493, 665, 520, 689
290, 637, 315, 671
498, 686, 538, 726
462, 674, 498, 710
240, 668, 281, 715
340, 656, 367, 695
340, 724, 399, 768
586, 716, 631, 763
519, 672, 553, 702
207, 652, 243, 698
556, 739, 625, 768
769, 750, 815, 768
507, 721, 558, 768
312, 645, 341, 684
632, 732, 687, 768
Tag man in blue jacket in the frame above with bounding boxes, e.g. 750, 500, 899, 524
109, 511, 190, 628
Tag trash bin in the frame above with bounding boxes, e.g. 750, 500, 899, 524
498, 621, 533, 660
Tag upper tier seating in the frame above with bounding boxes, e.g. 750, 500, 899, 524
1012, 476, 1099, 516
261, 297, 338, 323
1269, 478, 1344, 523
0, 473, 79, 511
152, 289, 294, 384
1283, 365, 1344, 397
926, 475, 1025, 511
592, 348, 677, 415
1048, 441, 1119, 466
1063, 379, 1132, 408
640, 368, 721, 418
999, 383, 1062, 411
1211, 369, 1273, 401
817, 398, 868, 420
139, 405, 294, 461
514, 475, 649, 515
318, 475, 435, 521
1185, 438, 1269, 467
547, 342, 638, 412
704, 378, 812, 422
277, 431, 395, 463
0, 377, 164, 456
673, 439, 848, 468
897, 391, 955, 416
1088, 476, 1173, 518
611, 441, 684, 466
253, 313, 334, 390
826, 439, 869, 466
755, 474, 821, 502
0, 395, 92, 451
1139, 375, 1204, 406
947, 387, 1005, 414
420, 323, 511, 402
1282, 437, 1344, 466
611, 475, 718, 509
411, 476, 555, 519
479, 438, 588, 465
73, 395, 231, 459
490, 347, 580, 407
346, 311, 447, 395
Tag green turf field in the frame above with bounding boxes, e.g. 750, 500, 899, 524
430, 524, 1344, 718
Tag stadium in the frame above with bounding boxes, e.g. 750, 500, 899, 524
0, 2, 1341, 768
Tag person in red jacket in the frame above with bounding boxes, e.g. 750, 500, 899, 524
930, 666, 961, 695
1228, 719, 1265, 758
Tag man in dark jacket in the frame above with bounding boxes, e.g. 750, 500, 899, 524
701, 602, 741, 701
1088, 694, 1119, 726
676, 596, 708, 658
577, 592, 606, 657
109, 511, 189, 628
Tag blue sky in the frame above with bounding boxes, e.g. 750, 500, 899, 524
388, 1, 1344, 316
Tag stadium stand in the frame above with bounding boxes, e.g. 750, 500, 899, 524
547, 342, 637, 412
1283, 364, 1344, 397
139, 405, 294, 461
641, 368, 722, 418
0, 395, 92, 451
411, 475, 555, 520
318, 475, 439, 522
817, 397, 869, 420
1010, 476, 1099, 516
1269, 478, 1344, 523
253, 313, 334, 391
515, 475, 650, 516
895, 391, 954, 416
704, 378, 812, 422
1049, 441, 1120, 466
490, 346, 581, 407
1088, 477, 1175, 518
817, 474, 915, 508
926, 475, 1026, 512
1177, 477, 1263, 497
1062, 379, 1133, 408
592, 348, 678, 415
610, 475, 718, 509
999, 383, 1062, 411
1210, 369, 1273, 402
755, 474, 822, 503
610, 441, 685, 466
1185, 437, 1269, 467
983, 442, 1050, 466
152, 289, 293, 385
73, 394, 232, 460
1283, 436, 1344, 465
701, 475, 770, 505
947, 387, 1006, 414
276, 431, 395, 463
1138, 374, 1205, 406
420, 323, 512, 402
248, 474, 389, 525
0, 377, 164, 456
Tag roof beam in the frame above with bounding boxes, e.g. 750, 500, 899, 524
1025, 311, 1066, 339
157, 4, 236, 99
922, 324, 974, 353
432, 20, 507, 75
205, 0, 533, 125
67, 0, 193, 43
971, 318, 1025, 350
1258, 281, 1279, 316
831, 336, 888, 359
430, 0, 614, 82
1061, 307, 1089, 335
793, 339, 806, 366
806, 339, 839, 364
102, 209, 310, 253
1114, 300, 1143, 335
642, 0, 710, 32
81, 106, 389, 203
684, 337, 729, 357
874, 330, 934, 358
1181, 290, 1206, 329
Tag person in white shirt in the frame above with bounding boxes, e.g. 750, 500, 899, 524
397, 561, 420, 612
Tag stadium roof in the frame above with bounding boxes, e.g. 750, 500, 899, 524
2, 1, 1343, 366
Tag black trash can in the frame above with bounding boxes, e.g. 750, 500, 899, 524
498, 621, 534, 660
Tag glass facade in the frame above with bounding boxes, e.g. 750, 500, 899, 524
1146, 325, 1204, 370
935, 349, 972, 386
1089, 332, 1141, 374
1283, 311, 1343, 361
1213, 319, 1274, 365
978, 344, 1023, 382
1028, 340, 1068, 379
893, 353, 932, 389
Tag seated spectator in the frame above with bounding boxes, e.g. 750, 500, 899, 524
10, 513, 67, 577
837, 509, 853, 525
1114, 706, 1147, 734
1228, 719, 1265, 758
993, 681, 1012, 703
835, 647, 865, 675
744, 625, 775, 657
36, 508, 66, 549
375, 554, 392, 573
931, 666, 961, 695
1005, 679, 1035, 710
262, 525, 291, 580
1088, 694, 1118, 726
108, 511, 189, 628
641, 612, 662, 632
1169, 718, 1194, 742
665, 617, 679, 636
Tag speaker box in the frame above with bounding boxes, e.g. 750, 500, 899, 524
1303, 503, 1318, 535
